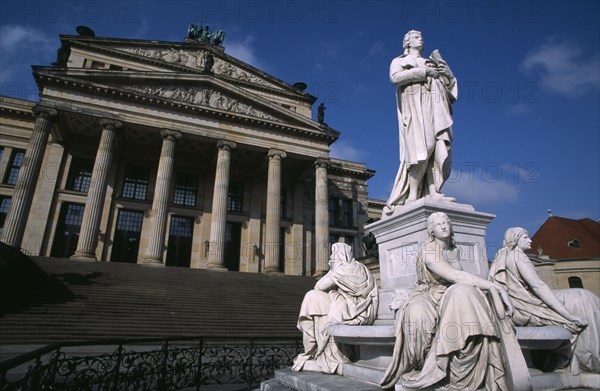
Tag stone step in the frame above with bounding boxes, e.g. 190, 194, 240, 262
271, 368, 382, 391
340, 359, 388, 385
260, 379, 296, 390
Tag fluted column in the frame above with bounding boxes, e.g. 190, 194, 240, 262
143, 130, 181, 265
264, 149, 286, 274
72, 119, 121, 261
1, 106, 57, 248
314, 158, 330, 277
207, 140, 236, 271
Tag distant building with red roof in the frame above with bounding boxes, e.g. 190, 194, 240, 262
528, 216, 600, 296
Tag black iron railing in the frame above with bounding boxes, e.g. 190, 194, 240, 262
0, 335, 302, 390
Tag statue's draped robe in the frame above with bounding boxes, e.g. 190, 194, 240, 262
490, 248, 600, 373
381, 245, 506, 390
293, 249, 378, 374
386, 54, 457, 208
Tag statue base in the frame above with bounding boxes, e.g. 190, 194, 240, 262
368, 198, 495, 322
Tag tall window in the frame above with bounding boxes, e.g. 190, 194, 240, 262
121, 166, 149, 200
328, 197, 354, 228
280, 189, 287, 218
342, 199, 353, 228
50, 202, 84, 258
66, 157, 93, 193
0, 196, 11, 237
173, 173, 198, 207
3, 149, 25, 185
227, 181, 243, 212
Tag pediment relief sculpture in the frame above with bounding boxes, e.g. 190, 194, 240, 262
121, 84, 279, 121
119, 47, 276, 88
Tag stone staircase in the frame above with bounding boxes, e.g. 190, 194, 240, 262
0, 242, 315, 349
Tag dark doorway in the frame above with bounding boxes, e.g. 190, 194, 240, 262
225, 222, 241, 271
166, 216, 194, 267
279, 227, 286, 273
111, 210, 143, 263
51, 202, 85, 258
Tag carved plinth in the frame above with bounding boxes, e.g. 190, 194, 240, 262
367, 199, 495, 322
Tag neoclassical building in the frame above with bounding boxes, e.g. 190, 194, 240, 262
0, 28, 374, 276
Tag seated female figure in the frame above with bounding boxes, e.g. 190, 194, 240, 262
489, 227, 599, 373
381, 212, 513, 390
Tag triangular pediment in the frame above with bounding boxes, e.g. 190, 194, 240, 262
60, 36, 313, 103
33, 67, 334, 136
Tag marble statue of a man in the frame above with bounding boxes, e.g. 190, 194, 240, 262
385, 30, 458, 214
292, 243, 378, 374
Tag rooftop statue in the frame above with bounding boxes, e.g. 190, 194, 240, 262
489, 227, 600, 373
381, 212, 513, 390
292, 242, 378, 374
385, 30, 457, 214
187, 21, 225, 47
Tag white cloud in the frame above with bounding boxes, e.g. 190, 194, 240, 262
506, 102, 530, 116
520, 38, 600, 97
0, 25, 56, 89
443, 169, 519, 206
367, 41, 385, 57
0, 25, 54, 54
225, 35, 263, 69
330, 140, 366, 162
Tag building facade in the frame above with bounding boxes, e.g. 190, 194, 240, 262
0, 29, 374, 276
528, 216, 600, 296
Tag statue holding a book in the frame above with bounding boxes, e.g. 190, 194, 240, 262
385, 30, 458, 214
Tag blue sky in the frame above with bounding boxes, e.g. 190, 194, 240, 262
1, 0, 599, 256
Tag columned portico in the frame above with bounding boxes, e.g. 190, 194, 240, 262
207, 140, 236, 271
314, 158, 330, 276
72, 119, 121, 261
143, 129, 182, 265
1, 106, 57, 248
264, 149, 286, 274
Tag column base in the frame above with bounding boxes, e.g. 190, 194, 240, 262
70, 253, 97, 262
206, 264, 228, 272
312, 271, 328, 278
142, 257, 165, 267
264, 267, 284, 275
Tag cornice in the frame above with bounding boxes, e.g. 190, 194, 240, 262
33, 71, 338, 144
0, 97, 37, 120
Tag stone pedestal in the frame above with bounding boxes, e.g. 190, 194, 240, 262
368, 199, 494, 322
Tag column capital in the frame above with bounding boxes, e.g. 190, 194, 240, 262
217, 140, 236, 151
32, 105, 58, 119
160, 129, 182, 141
99, 118, 123, 130
315, 158, 330, 169
268, 149, 287, 160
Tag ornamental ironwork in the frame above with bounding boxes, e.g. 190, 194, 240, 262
0, 336, 302, 390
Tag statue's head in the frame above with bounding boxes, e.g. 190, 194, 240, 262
329, 242, 354, 269
502, 227, 531, 251
427, 212, 455, 247
403, 30, 423, 53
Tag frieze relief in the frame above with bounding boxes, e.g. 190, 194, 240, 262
119, 47, 278, 89
122, 84, 279, 121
